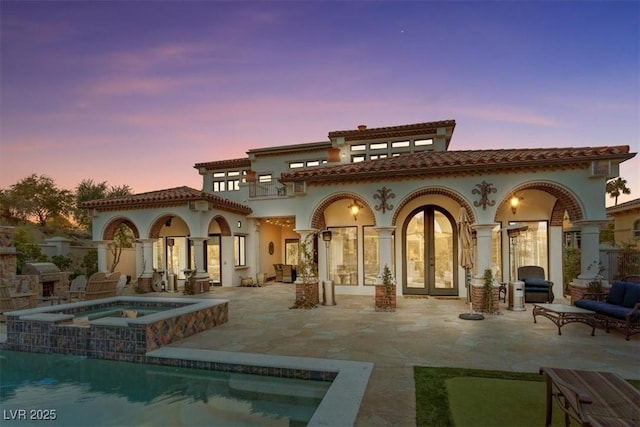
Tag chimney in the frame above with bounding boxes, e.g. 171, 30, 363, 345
357, 124, 367, 131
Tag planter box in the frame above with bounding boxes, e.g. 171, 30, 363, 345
471, 285, 500, 313
375, 285, 396, 312
294, 282, 319, 308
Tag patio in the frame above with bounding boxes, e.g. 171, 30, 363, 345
2, 282, 638, 426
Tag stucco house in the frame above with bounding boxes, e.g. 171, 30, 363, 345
606, 198, 640, 248
82, 119, 635, 301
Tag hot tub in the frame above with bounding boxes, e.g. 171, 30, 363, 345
3, 296, 228, 362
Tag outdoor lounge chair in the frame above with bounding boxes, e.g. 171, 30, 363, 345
76, 272, 121, 301
66, 274, 88, 301
518, 266, 554, 303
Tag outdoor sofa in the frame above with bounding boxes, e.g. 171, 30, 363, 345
575, 277, 640, 340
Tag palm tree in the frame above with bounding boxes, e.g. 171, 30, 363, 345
606, 177, 631, 205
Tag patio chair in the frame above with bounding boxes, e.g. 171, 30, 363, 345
66, 274, 88, 301
83, 272, 121, 301
273, 264, 283, 282
282, 264, 294, 283
517, 266, 554, 303
1, 278, 37, 320
116, 274, 127, 295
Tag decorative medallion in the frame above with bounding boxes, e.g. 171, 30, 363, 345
472, 181, 497, 210
374, 186, 395, 214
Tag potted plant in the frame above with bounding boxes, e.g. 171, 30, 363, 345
290, 233, 318, 309
375, 264, 396, 312
482, 269, 496, 314
183, 269, 196, 295
586, 261, 605, 294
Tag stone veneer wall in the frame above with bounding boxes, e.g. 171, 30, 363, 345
4, 301, 228, 363
471, 284, 501, 313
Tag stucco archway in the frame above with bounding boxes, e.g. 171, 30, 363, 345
102, 217, 140, 241
495, 181, 584, 225
391, 187, 475, 226
310, 192, 375, 230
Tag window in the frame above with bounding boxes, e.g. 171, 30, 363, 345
414, 139, 433, 146
306, 160, 320, 167
634, 219, 640, 239
228, 179, 240, 190
234, 235, 246, 267
508, 221, 548, 280
258, 174, 272, 183
285, 239, 299, 266
290, 162, 304, 169
213, 172, 225, 178
392, 141, 410, 148
352, 155, 366, 163
351, 144, 366, 151
370, 154, 387, 160
213, 181, 226, 192
328, 227, 358, 285
370, 142, 388, 150
228, 171, 240, 177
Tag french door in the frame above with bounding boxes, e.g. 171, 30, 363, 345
404, 206, 458, 296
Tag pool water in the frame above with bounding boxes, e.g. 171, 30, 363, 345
0, 350, 331, 426
76, 306, 164, 320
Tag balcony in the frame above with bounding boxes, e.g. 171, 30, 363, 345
248, 181, 287, 198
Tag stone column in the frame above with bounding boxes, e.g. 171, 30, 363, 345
139, 239, 155, 278
189, 237, 209, 293
374, 226, 396, 277
575, 221, 607, 281
471, 224, 497, 311
96, 241, 110, 273
472, 224, 495, 280
137, 239, 156, 293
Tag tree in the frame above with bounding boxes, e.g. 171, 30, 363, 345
606, 177, 631, 206
13, 227, 48, 272
74, 179, 132, 230
108, 223, 135, 272
2, 174, 74, 226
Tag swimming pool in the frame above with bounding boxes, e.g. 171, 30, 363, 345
0, 350, 331, 426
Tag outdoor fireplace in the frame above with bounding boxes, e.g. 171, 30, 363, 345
21, 262, 66, 298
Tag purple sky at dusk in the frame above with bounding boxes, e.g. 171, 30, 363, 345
1, 1, 638, 206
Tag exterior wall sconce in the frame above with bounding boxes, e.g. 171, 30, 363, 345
322, 229, 332, 243
348, 199, 363, 221
237, 220, 242, 228
510, 195, 522, 215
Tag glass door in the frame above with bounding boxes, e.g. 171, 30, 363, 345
404, 206, 458, 296
207, 235, 221, 284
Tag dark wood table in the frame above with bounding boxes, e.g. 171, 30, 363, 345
533, 303, 596, 336
540, 367, 640, 427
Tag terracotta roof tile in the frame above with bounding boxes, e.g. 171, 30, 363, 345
281, 146, 635, 183
81, 186, 252, 215
328, 120, 456, 141
194, 158, 251, 171
606, 197, 640, 215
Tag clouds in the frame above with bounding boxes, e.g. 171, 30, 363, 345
0, 1, 638, 200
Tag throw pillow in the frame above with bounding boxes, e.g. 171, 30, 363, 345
621, 283, 640, 309
606, 281, 626, 306
524, 278, 548, 287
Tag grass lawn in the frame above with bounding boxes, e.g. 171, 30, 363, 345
414, 366, 640, 427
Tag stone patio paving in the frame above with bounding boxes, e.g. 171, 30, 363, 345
2, 282, 638, 426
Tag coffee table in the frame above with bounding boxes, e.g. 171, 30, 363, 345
533, 303, 596, 336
